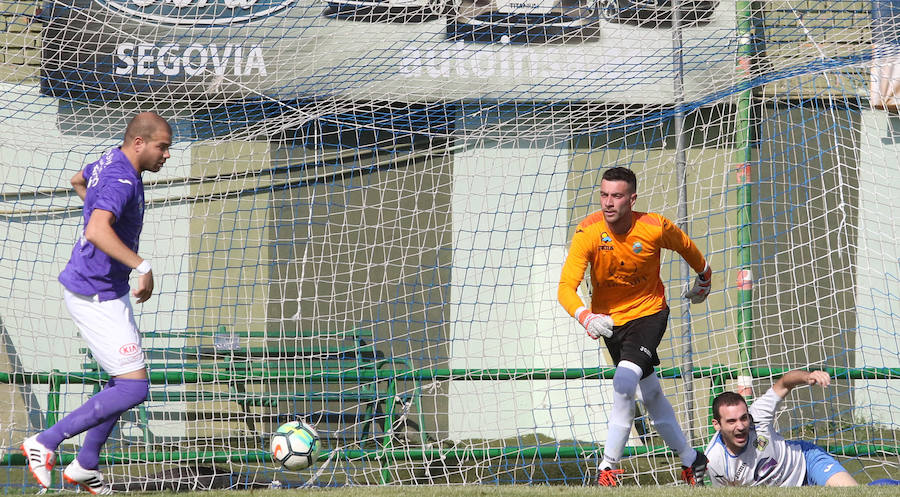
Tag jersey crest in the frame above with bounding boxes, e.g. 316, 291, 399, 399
599, 231, 614, 250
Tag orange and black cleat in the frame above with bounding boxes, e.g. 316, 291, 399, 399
596, 468, 625, 486
681, 450, 708, 486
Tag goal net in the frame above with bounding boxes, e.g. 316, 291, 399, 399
0, 0, 898, 488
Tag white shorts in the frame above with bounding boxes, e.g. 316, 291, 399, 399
63, 288, 146, 376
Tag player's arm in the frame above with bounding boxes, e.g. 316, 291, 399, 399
84, 209, 154, 303
557, 233, 590, 317
659, 215, 712, 303
558, 229, 614, 339
70, 170, 87, 201
772, 370, 831, 398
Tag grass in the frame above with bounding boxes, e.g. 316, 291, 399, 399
3, 438, 897, 493
2, 462, 898, 495
4, 462, 899, 495
109, 485, 900, 497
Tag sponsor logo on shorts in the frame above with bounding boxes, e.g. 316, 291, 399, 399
640, 346, 651, 357
823, 463, 834, 473
119, 343, 140, 356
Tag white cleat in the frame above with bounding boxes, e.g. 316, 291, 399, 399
63, 459, 113, 495
21, 435, 55, 488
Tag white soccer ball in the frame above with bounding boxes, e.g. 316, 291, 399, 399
270, 419, 321, 471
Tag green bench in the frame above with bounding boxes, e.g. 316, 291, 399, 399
80, 326, 427, 448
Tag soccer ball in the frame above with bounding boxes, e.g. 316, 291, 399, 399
270, 419, 321, 470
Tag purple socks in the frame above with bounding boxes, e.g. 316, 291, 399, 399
37, 377, 149, 469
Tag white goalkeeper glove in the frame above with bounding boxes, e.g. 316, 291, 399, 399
683, 263, 712, 304
576, 307, 614, 340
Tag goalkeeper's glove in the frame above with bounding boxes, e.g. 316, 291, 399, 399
576, 306, 614, 340
683, 263, 712, 304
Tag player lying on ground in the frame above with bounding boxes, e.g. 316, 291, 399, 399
705, 369, 858, 487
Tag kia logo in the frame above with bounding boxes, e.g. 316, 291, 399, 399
97, 0, 297, 26
119, 343, 140, 355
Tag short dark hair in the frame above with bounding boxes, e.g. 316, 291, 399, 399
601, 167, 637, 193
124, 112, 171, 143
711, 391, 748, 422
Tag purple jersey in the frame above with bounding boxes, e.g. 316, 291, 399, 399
59, 148, 145, 301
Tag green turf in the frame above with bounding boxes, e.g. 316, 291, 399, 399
4, 466, 898, 495
4, 446, 897, 493
129, 485, 900, 497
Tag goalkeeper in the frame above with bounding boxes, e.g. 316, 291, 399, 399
704, 370, 857, 486
558, 167, 712, 486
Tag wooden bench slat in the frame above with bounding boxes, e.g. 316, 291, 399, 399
81, 346, 383, 360
147, 390, 385, 403
76, 326, 424, 446
141, 328, 374, 340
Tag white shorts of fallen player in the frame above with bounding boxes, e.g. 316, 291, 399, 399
63, 288, 146, 376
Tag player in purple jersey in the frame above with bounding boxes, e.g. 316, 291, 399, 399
21, 112, 171, 495
704, 370, 858, 487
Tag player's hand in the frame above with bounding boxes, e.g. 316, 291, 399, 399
806, 370, 831, 388
683, 263, 712, 304
576, 307, 614, 339
132, 270, 154, 304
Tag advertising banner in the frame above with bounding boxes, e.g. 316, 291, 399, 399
41, 0, 735, 104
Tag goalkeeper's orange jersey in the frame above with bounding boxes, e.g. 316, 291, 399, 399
558, 210, 707, 326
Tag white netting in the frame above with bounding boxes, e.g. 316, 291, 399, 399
0, 0, 898, 488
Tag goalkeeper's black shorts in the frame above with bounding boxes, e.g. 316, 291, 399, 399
603, 307, 669, 379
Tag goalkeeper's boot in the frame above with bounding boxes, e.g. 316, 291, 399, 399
596, 468, 625, 486
681, 450, 708, 486
63, 459, 113, 495
21, 435, 55, 488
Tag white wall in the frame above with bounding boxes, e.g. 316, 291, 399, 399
448, 116, 613, 443
854, 111, 900, 425
0, 83, 192, 436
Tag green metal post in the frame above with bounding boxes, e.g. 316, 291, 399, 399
5, 366, 899, 474
735, 0, 757, 397
47, 370, 63, 427
3, 441, 898, 468
379, 375, 398, 484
